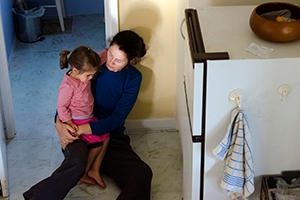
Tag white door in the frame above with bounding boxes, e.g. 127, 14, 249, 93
104, 0, 119, 47
204, 58, 300, 199
0, 10, 12, 197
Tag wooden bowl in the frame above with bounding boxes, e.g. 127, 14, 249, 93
249, 2, 300, 42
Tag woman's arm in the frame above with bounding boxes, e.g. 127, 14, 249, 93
77, 123, 92, 136
55, 115, 79, 149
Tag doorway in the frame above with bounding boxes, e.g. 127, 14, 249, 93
0, 1, 118, 136
0, 0, 118, 197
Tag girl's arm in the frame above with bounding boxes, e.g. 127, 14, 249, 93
57, 82, 74, 123
64, 120, 78, 132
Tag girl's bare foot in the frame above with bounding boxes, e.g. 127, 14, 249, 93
80, 174, 97, 185
88, 170, 106, 188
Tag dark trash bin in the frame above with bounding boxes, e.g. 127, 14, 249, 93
13, 1, 45, 43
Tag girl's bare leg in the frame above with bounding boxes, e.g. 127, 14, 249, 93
80, 146, 102, 185
87, 137, 110, 188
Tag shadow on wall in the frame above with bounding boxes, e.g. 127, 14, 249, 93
120, 1, 161, 119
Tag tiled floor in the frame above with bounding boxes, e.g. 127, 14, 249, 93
5, 15, 183, 199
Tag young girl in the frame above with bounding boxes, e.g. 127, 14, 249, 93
57, 45, 109, 188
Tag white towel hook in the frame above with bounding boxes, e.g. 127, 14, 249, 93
229, 89, 246, 108
277, 84, 291, 102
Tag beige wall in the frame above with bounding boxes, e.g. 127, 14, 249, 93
120, 0, 300, 120
119, 0, 177, 120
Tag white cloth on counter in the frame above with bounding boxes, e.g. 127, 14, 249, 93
245, 43, 274, 59
212, 108, 254, 200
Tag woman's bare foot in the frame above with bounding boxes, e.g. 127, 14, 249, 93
80, 173, 97, 185
88, 170, 106, 188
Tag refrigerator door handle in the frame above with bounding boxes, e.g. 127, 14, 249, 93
183, 76, 204, 143
184, 9, 229, 64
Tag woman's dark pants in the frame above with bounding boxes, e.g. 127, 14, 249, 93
23, 134, 152, 200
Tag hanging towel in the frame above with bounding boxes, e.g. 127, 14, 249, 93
212, 108, 254, 200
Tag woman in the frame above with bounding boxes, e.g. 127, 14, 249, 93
23, 30, 153, 200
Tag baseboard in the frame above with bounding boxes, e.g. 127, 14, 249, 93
124, 118, 177, 131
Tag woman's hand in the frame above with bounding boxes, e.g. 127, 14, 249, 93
77, 124, 92, 136
55, 115, 79, 149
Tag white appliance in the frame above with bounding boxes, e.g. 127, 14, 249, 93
177, 5, 300, 200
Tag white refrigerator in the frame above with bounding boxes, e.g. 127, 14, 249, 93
177, 5, 300, 200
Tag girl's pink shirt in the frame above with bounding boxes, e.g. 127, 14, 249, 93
57, 48, 108, 123
57, 74, 94, 123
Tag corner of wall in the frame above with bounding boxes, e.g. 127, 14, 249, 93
125, 118, 177, 132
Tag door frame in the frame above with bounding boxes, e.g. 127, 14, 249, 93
0, 9, 16, 139
104, 0, 119, 47
0, 8, 12, 197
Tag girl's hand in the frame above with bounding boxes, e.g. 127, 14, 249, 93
56, 116, 78, 149
65, 120, 79, 136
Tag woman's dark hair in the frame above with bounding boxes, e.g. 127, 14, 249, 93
59, 45, 101, 73
110, 30, 146, 63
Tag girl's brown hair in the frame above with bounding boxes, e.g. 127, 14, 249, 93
59, 46, 101, 73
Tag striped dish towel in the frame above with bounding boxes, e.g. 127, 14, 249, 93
212, 108, 255, 200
